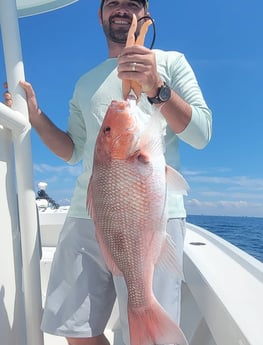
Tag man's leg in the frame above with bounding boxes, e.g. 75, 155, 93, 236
41, 218, 116, 340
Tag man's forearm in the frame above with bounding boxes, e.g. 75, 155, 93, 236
32, 110, 74, 161
155, 89, 192, 134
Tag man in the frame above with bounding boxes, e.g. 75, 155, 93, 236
4, 1, 212, 344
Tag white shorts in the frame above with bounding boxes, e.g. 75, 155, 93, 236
41, 217, 185, 344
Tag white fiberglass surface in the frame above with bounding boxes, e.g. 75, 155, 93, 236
16, 0, 78, 17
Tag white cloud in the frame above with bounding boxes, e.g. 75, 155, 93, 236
185, 198, 263, 217
34, 163, 82, 177
33, 163, 83, 205
186, 174, 263, 188
182, 168, 263, 216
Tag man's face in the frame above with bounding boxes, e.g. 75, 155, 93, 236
100, 0, 147, 45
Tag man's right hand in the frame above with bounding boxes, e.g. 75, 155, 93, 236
3, 81, 41, 126
3, 81, 74, 161
19, 80, 42, 127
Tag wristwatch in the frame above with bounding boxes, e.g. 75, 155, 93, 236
147, 82, 171, 104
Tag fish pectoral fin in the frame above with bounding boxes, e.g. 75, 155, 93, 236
157, 234, 185, 281
166, 165, 189, 196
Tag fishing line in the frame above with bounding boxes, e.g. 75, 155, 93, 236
137, 15, 156, 49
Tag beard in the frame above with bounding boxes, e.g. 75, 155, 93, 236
104, 25, 129, 44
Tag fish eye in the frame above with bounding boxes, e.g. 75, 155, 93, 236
103, 126, 111, 134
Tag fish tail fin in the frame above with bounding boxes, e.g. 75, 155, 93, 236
128, 298, 188, 345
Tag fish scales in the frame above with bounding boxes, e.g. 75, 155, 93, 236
91, 159, 165, 308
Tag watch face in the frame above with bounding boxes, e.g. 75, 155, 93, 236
147, 83, 171, 104
159, 84, 171, 102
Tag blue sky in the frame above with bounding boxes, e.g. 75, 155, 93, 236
1, 0, 263, 217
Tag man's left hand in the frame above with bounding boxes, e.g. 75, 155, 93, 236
118, 45, 162, 97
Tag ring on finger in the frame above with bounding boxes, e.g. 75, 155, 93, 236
131, 62, 137, 72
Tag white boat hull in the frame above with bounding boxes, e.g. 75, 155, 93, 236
38, 210, 263, 345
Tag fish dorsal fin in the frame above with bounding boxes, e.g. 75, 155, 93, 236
166, 165, 189, 195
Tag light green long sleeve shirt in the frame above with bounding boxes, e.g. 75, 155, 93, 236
66, 49, 212, 219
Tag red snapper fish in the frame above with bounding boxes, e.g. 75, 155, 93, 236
87, 99, 189, 345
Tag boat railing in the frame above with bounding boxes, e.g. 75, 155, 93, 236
0, 2, 46, 344
0, 101, 44, 345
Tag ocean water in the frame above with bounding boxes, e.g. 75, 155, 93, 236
186, 215, 263, 262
